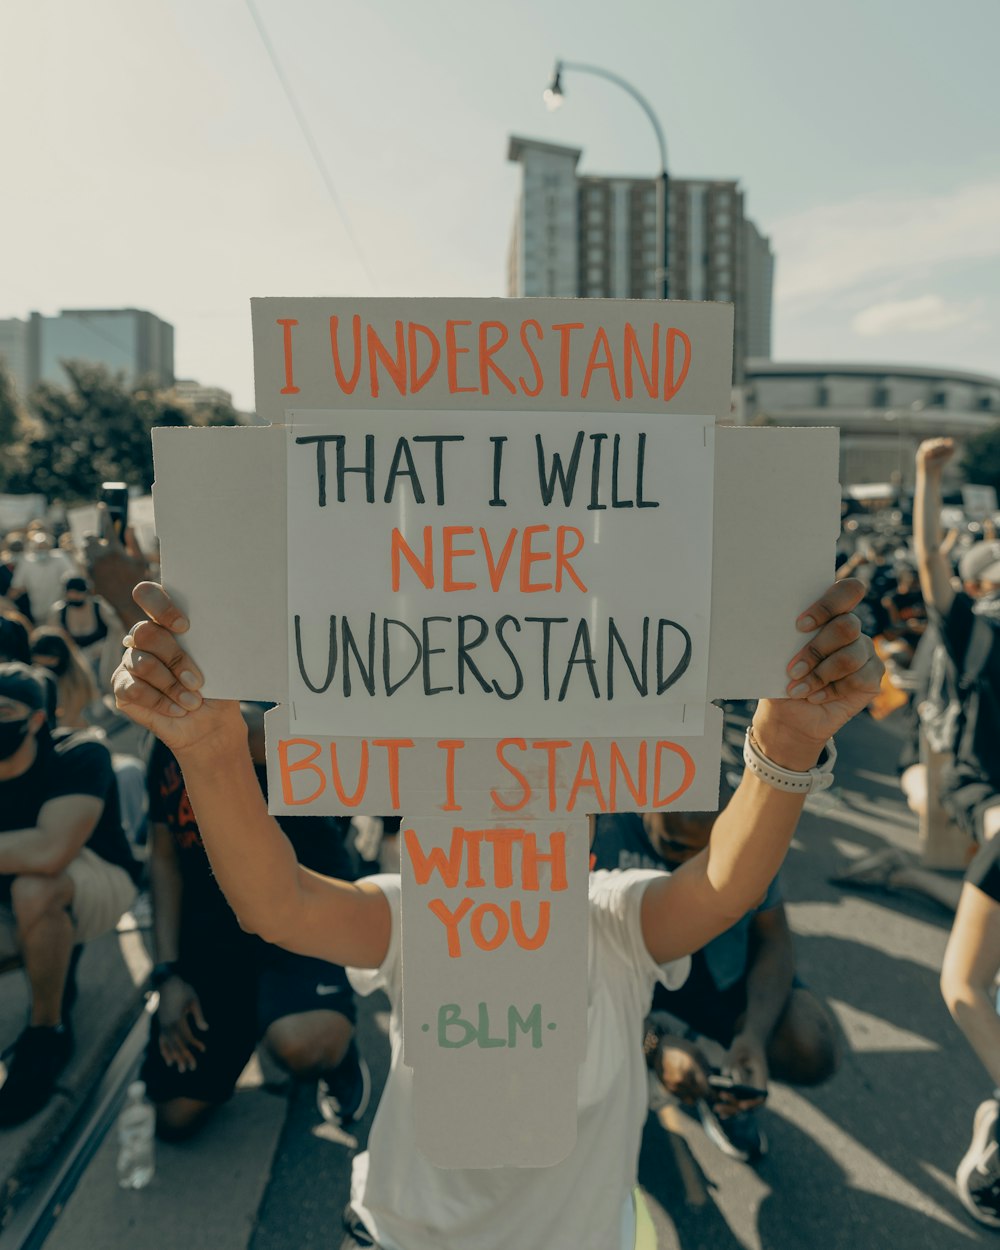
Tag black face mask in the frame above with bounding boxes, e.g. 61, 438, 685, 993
65, 597, 87, 607
0, 717, 30, 761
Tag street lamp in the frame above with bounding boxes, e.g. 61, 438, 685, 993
543, 60, 670, 300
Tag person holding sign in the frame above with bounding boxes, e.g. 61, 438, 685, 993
111, 577, 881, 1250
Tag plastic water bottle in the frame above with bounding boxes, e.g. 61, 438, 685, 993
117, 1080, 155, 1190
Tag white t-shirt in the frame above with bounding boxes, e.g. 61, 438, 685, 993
348, 870, 689, 1250
13, 550, 74, 621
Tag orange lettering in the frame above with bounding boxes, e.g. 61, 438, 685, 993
373, 738, 413, 809
609, 740, 648, 809
533, 740, 571, 812
278, 738, 324, 805
428, 897, 475, 958
277, 319, 300, 395
408, 322, 440, 393
470, 903, 509, 952
551, 322, 584, 397
442, 526, 476, 592
438, 739, 465, 813
391, 527, 434, 591
445, 320, 477, 394
491, 739, 532, 812
653, 740, 696, 807
329, 315, 362, 394
518, 319, 544, 396
367, 321, 407, 398
554, 526, 587, 592
405, 828, 465, 888
519, 524, 552, 592
567, 742, 606, 812
481, 528, 518, 592
580, 326, 621, 400
478, 321, 516, 395
520, 831, 568, 891
329, 740, 369, 808
624, 322, 659, 399
484, 828, 521, 888
510, 900, 550, 950
663, 327, 691, 402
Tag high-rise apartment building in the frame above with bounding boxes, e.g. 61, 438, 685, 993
507, 136, 773, 375
0, 308, 174, 395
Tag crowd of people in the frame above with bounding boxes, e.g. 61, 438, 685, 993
0, 433, 998, 1244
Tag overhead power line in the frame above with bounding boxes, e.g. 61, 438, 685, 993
244, 0, 376, 289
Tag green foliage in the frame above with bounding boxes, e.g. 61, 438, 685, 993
961, 424, 1000, 493
0, 360, 25, 462
1, 361, 239, 504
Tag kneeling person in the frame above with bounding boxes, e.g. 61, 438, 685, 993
143, 703, 369, 1140
592, 779, 839, 1162
0, 662, 140, 1125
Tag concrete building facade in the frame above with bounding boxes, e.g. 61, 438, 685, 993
0, 308, 174, 394
744, 361, 1000, 491
507, 135, 774, 375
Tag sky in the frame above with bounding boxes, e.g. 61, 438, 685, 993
2, 0, 998, 411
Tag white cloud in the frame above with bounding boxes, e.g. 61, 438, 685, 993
852, 294, 974, 337
771, 182, 1000, 304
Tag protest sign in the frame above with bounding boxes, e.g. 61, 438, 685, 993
151, 296, 839, 1166
962, 484, 998, 520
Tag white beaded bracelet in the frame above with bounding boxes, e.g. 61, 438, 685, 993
743, 728, 837, 794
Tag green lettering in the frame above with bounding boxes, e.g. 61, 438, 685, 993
438, 1003, 477, 1048
508, 1003, 543, 1049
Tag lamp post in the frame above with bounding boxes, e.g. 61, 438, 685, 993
544, 60, 670, 300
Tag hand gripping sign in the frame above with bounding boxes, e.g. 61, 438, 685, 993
151, 297, 840, 1167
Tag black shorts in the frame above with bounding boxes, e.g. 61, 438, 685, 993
651, 952, 805, 1048
141, 944, 355, 1106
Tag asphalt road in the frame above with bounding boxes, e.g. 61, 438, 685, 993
37, 709, 993, 1249
251, 708, 993, 1250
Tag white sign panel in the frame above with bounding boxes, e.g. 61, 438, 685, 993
285, 410, 714, 738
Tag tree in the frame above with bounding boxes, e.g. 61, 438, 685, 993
0, 360, 26, 476
2, 361, 239, 505
961, 423, 1000, 494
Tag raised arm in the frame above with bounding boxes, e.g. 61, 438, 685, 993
640, 579, 882, 964
112, 585, 391, 970
914, 438, 957, 616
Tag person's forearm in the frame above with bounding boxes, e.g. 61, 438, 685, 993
0, 829, 73, 876
741, 935, 795, 1042
914, 463, 952, 612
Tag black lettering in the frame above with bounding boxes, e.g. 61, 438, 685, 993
611, 433, 633, 508
335, 434, 375, 503
489, 435, 508, 507
383, 618, 422, 695
412, 435, 464, 505
607, 617, 649, 700
535, 431, 585, 506
457, 615, 493, 694
492, 615, 524, 700
524, 616, 568, 700
558, 618, 600, 701
384, 437, 425, 504
587, 432, 607, 511
657, 618, 693, 693
342, 614, 376, 696
295, 435, 338, 508
422, 616, 454, 695
636, 433, 659, 507
294, 613, 337, 693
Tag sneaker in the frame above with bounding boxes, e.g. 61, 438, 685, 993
697, 1099, 767, 1163
956, 1098, 1000, 1228
0, 1025, 74, 1127
317, 1040, 372, 1129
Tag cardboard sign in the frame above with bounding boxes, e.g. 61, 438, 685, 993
962, 484, 998, 520
264, 704, 724, 820
150, 297, 840, 1168
285, 409, 714, 737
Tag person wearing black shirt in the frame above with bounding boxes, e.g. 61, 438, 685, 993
141, 702, 369, 1140
0, 662, 139, 1126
